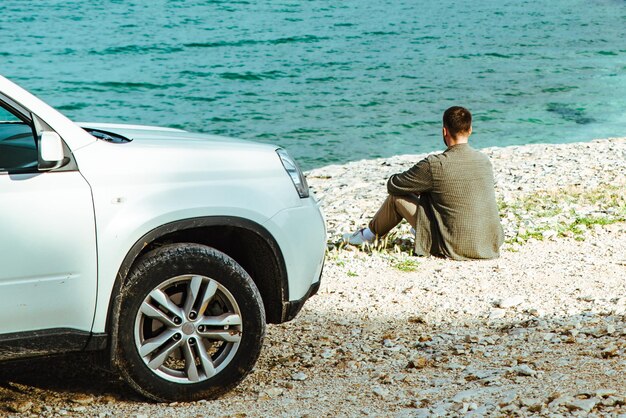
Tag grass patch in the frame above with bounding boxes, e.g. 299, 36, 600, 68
500, 184, 626, 245
391, 257, 420, 272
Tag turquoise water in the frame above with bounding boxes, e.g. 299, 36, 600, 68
1, 0, 625, 169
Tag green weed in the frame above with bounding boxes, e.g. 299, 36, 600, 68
392, 257, 420, 272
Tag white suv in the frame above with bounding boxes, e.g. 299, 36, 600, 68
0, 75, 326, 402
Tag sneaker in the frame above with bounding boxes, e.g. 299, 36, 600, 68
342, 228, 374, 245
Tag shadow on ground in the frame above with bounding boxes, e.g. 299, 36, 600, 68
0, 352, 139, 405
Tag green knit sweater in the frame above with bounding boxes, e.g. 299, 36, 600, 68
387, 143, 504, 260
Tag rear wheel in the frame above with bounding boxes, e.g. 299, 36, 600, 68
115, 243, 265, 401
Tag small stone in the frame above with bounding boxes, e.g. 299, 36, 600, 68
548, 395, 567, 409
513, 364, 537, 377
373, 386, 389, 398
264, 387, 284, 398
7, 401, 33, 413
408, 315, 426, 324
407, 355, 429, 369
383, 339, 396, 348
520, 397, 543, 412
291, 372, 308, 381
497, 295, 525, 309
445, 362, 464, 370
498, 390, 518, 407
71, 394, 94, 405
405, 408, 431, 418
452, 388, 490, 403
596, 389, 617, 398
564, 398, 598, 413
601, 344, 619, 358
547, 392, 562, 403
321, 349, 334, 359
489, 308, 506, 319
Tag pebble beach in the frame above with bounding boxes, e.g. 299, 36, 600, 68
1, 138, 625, 417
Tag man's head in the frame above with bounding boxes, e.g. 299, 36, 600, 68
442, 106, 472, 146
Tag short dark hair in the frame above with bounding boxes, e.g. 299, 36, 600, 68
443, 106, 472, 138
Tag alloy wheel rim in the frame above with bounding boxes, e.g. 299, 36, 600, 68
134, 274, 242, 384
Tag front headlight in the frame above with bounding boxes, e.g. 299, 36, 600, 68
276, 148, 309, 198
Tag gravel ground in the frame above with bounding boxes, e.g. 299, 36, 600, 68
1, 138, 625, 417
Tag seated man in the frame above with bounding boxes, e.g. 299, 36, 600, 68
343, 106, 504, 260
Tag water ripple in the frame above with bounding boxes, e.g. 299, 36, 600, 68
184, 35, 328, 49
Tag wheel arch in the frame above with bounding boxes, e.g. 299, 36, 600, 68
105, 216, 288, 366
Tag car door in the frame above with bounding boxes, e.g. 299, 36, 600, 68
0, 98, 97, 338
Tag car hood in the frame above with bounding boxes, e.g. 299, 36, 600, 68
79, 122, 273, 152
73, 121, 291, 195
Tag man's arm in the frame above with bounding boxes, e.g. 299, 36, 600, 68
387, 158, 433, 195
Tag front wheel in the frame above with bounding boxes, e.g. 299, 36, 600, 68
115, 243, 266, 402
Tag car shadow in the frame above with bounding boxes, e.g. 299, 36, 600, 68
0, 352, 140, 403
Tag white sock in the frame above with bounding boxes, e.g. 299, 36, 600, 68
362, 227, 375, 241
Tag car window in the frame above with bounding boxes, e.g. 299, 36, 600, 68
0, 103, 38, 173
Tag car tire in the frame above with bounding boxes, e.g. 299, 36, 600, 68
115, 243, 266, 402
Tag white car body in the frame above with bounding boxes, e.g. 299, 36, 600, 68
0, 75, 325, 357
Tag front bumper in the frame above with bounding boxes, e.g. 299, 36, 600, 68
282, 265, 323, 322
263, 196, 326, 302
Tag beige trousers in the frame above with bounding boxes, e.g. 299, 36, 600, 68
368, 194, 419, 235
368, 194, 437, 256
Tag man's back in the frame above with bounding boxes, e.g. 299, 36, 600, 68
425, 143, 503, 259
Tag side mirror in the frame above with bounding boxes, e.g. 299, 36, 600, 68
39, 131, 66, 170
